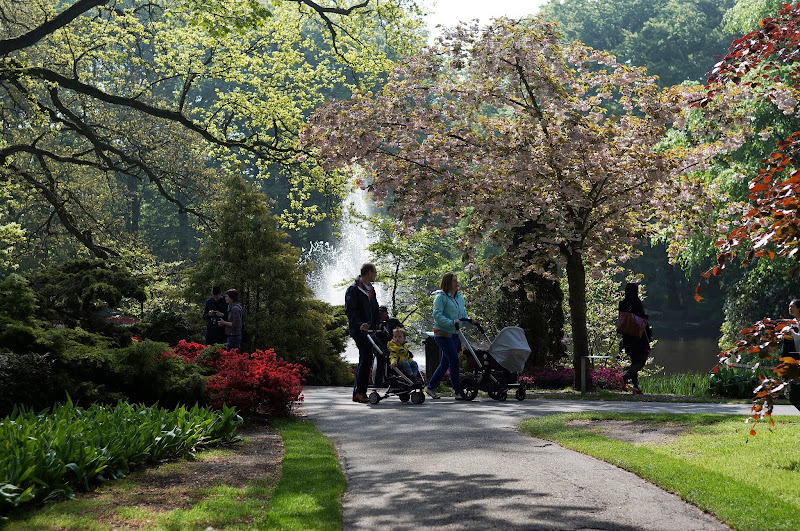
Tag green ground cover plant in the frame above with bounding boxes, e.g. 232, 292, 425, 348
640, 372, 711, 397
0, 399, 241, 517
2, 419, 343, 530
519, 412, 800, 531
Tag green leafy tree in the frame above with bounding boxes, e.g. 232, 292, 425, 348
364, 213, 458, 330
722, 0, 784, 33
0, 0, 425, 260
540, 0, 737, 87
187, 175, 350, 385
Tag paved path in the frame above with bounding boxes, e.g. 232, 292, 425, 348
302, 386, 800, 530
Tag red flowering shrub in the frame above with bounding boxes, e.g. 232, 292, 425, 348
206, 349, 308, 417
171, 339, 207, 363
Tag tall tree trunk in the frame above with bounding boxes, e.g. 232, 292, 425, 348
564, 246, 590, 389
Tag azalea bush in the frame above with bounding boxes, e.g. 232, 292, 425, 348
206, 349, 307, 417
525, 364, 626, 391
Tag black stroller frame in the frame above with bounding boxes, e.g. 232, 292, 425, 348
365, 329, 426, 405
458, 319, 529, 401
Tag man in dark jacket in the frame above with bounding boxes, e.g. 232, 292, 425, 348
203, 286, 228, 345
345, 263, 381, 403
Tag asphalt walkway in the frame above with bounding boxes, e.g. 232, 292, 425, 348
301, 386, 800, 530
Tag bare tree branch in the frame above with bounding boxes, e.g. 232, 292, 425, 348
0, 0, 108, 56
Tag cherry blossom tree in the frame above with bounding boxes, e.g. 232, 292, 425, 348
303, 17, 706, 387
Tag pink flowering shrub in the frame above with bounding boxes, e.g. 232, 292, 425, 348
591, 366, 626, 391
524, 364, 625, 390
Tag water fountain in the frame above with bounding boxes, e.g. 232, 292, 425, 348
305, 188, 388, 363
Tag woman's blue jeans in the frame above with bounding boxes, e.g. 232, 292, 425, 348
226, 335, 242, 351
430, 334, 460, 394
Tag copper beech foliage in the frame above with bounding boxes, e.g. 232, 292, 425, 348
699, 4, 800, 427
716, 318, 799, 428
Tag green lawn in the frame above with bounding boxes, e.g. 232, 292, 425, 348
519, 412, 800, 531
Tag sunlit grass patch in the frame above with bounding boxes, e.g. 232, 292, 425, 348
520, 412, 800, 531
259, 419, 346, 530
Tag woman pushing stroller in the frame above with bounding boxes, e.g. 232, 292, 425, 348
426, 272, 471, 400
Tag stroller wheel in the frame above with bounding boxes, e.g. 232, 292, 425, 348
368, 391, 380, 404
410, 390, 425, 404
398, 392, 411, 403
489, 389, 508, 402
460, 376, 478, 401
515, 387, 526, 401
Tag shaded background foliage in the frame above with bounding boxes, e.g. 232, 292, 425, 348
1, 0, 799, 421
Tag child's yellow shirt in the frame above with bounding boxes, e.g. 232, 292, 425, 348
387, 340, 412, 365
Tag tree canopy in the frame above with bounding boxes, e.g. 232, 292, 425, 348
539, 0, 737, 87
0, 0, 425, 261
303, 17, 705, 386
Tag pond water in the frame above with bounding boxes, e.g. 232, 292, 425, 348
650, 336, 721, 374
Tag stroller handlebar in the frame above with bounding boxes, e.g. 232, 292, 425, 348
458, 318, 486, 335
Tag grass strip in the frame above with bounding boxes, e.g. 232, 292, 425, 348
519, 412, 800, 531
260, 419, 346, 530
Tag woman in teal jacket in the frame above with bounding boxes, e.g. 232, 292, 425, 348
426, 272, 469, 399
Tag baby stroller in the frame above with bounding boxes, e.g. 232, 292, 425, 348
365, 329, 426, 405
458, 319, 531, 401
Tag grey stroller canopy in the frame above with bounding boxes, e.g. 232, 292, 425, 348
489, 326, 532, 373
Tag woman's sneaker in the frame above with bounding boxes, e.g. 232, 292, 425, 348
425, 388, 440, 399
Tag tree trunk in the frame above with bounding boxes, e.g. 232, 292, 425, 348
499, 264, 565, 367
564, 247, 590, 390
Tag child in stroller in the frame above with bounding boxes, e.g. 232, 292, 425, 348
366, 326, 426, 405
388, 327, 424, 385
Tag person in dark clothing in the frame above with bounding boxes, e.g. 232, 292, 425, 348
781, 298, 800, 411
203, 286, 228, 345
345, 263, 381, 403
379, 306, 402, 337
618, 283, 652, 394
218, 289, 244, 351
